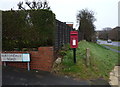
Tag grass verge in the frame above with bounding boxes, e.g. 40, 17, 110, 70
101, 44, 120, 51
52, 40, 119, 80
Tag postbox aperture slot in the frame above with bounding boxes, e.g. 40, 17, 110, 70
71, 34, 77, 36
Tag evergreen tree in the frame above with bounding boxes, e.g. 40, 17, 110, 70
77, 9, 96, 41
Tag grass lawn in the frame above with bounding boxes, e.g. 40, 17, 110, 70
101, 44, 120, 51
52, 40, 119, 80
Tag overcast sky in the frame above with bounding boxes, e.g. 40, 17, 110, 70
0, 0, 119, 30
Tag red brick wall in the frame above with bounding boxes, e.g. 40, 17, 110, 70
2, 47, 54, 71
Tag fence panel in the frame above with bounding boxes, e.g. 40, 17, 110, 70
54, 20, 73, 51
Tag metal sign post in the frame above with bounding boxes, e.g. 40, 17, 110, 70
4, 62, 6, 66
27, 62, 30, 71
73, 48, 76, 64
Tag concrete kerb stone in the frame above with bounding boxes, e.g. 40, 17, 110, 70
109, 66, 120, 86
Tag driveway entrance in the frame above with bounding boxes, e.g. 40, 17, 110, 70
2, 66, 111, 86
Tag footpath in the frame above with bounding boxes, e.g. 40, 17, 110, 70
109, 66, 120, 87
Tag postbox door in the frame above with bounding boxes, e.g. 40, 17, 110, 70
70, 37, 78, 48
70, 31, 78, 48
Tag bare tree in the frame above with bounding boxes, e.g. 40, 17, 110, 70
25, 1, 33, 9
32, 1, 37, 9
37, 1, 42, 9
17, 2, 26, 10
17, 0, 50, 10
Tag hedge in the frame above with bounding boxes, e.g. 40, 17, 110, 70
2, 9, 55, 51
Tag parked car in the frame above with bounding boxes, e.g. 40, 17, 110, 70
107, 39, 112, 43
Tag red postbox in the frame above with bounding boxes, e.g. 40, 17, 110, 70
70, 31, 78, 48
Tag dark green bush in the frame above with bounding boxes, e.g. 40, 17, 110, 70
2, 9, 55, 51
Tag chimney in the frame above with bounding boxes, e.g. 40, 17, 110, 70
66, 22, 74, 28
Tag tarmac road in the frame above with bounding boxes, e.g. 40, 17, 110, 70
98, 40, 120, 46
97, 40, 120, 53
2, 66, 111, 87
2, 66, 90, 86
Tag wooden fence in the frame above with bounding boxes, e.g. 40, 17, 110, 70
54, 20, 73, 51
